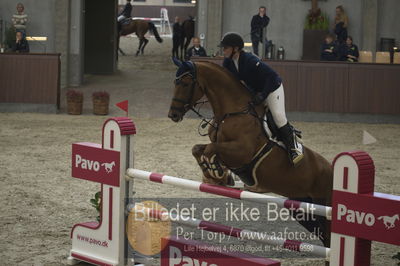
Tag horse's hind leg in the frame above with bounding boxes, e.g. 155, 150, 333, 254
136, 38, 143, 56
289, 197, 331, 247
180, 38, 185, 60
184, 37, 192, 59
141, 38, 149, 55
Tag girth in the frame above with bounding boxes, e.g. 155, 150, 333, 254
229, 141, 275, 186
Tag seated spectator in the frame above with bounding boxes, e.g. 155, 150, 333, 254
320, 34, 338, 61
339, 36, 359, 62
12, 3, 28, 35
12, 31, 29, 53
186, 37, 207, 59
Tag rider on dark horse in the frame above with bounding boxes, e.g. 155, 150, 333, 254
220, 32, 304, 166
117, 0, 133, 32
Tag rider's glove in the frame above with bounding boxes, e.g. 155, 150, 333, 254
251, 92, 265, 106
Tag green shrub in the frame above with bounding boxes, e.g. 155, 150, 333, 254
90, 191, 101, 222
305, 12, 329, 30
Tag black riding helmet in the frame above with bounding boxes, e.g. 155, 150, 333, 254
219, 33, 244, 50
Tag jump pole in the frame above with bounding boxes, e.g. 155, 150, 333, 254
68, 117, 400, 266
126, 169, 332, 219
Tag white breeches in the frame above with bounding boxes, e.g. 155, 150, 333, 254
263, 83, 288, 128
117, 15, 126, 22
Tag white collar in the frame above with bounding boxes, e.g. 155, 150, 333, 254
233, 57, 239, 71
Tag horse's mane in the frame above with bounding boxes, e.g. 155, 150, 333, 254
196, 61, 251, 96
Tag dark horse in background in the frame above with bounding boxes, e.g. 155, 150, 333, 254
180, 18, 195, 59
118, 19, 163, 57
172, 17, 195, 60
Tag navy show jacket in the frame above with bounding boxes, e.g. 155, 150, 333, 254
223, 51, 282, 99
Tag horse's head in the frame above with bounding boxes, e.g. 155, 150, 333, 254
168, 58, 204, 122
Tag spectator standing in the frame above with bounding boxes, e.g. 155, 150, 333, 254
320, 34, 338, 61
12, 3, 28, 35
12, 31, 29, 53
117, 0, 132, 22
339, 36, 359, 62
172, 16, 182, 58
334, 5, 348, 44
250, 6, 269, 56
186, 37, 207, 59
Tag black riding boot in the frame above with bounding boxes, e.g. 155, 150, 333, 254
279, 123, 304, 166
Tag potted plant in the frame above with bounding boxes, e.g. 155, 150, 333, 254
92, 91, 110, 115
302, 0, 330, 60
66, 89, 83, 115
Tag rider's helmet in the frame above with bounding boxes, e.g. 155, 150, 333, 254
219, 33, 244, 50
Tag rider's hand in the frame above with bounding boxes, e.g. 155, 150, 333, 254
252, 92, 265, 106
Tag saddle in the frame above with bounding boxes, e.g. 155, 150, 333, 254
120, 18, 132, 26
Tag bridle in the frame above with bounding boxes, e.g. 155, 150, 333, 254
171, 63, 198, 114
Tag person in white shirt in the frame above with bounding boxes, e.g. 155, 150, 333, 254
186, 37, 207, 60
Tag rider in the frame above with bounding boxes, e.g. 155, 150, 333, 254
220, 32, 303, 166
118, 0, 133, 22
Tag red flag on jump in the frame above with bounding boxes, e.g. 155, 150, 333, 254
116, 100, 128, 115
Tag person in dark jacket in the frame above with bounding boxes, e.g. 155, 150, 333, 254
172, 16, 182, 58
117, 0, 132, 22
220, 32, 303, 166
12, 31, 29, 53
339, 36, 359, 62
320, 34, 338, 61
334, 5, 348, 44
186, 37, 207, 59
250, 6, 270, 56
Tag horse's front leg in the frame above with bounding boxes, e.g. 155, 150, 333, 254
192, 143, 234, 186
192, 144, 228, 185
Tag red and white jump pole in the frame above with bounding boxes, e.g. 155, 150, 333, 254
126, 169, 332, 219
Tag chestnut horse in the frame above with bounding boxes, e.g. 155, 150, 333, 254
118, 19, 163, 56
168, 59, 333, 247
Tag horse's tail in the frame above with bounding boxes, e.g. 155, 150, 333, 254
148, 22, 163, 43
377, 216, 383, 220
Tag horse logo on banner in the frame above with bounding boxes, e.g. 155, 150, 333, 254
102, 161, 116, 174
